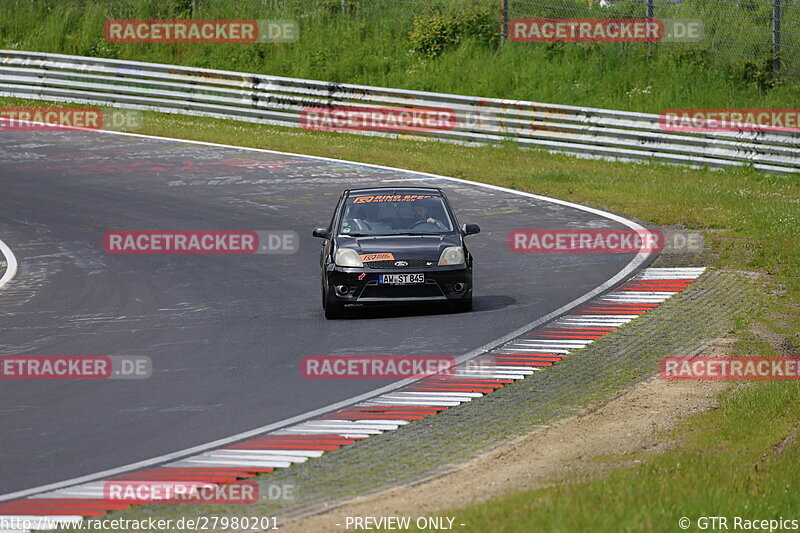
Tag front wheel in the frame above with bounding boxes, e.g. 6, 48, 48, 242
324, 287, 344, 319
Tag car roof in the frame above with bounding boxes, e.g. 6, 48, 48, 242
344, 186, 443, 197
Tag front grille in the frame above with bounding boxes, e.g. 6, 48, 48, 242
359, 282, 444, 299
366, 259, 434, 269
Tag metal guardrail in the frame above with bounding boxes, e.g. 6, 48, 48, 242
1, 49, 798, 175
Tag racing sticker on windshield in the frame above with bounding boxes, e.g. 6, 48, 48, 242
359, 253, 394, 262
353, 194, 439, 204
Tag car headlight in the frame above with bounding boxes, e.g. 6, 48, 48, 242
438, 246, 465, 266
335, 248, 364, 267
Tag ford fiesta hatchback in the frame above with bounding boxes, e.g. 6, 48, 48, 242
312, 187, 480, 319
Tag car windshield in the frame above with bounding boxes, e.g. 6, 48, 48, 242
339, 194, 455, 236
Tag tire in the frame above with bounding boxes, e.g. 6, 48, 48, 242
452, 295, 473, 313
324, 287, 344, 319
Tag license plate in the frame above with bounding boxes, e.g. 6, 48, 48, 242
379, 273, 425, 285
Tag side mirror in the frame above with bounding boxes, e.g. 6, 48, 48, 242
462, 223, 481, 236
312, 227, 329, 239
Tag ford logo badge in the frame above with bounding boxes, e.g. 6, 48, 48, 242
394, 261, 408, 267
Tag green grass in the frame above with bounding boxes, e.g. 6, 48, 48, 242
1, 0, 799, 112
3, 95, 798, 532
425, 380, 800, 533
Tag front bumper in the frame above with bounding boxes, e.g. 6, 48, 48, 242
326, 264, 472, 304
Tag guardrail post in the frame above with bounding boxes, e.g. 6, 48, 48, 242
772, 0, 782, 73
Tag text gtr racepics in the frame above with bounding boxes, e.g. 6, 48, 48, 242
312, 187, 480, 319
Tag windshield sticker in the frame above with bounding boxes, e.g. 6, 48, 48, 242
353, 194, 439, 204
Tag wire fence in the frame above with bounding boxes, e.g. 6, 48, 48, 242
20, 0, 797, 78
506, 0, 799, 76
247, 0, 798, 77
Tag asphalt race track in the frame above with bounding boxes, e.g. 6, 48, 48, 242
0, 130, 650, 496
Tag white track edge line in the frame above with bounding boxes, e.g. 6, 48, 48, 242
0, 238, 18, 289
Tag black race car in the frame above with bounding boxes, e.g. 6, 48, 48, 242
313, 187, 480, 319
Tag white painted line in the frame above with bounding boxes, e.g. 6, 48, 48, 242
640, 267, 705, 273
215, 449, 325, 458
319, 419, 411, 426
381, 395, 473, 403
449, 373, 525, 380
0, 238, 18, 289
385, 391, 483, 398
303, 421, 403, 429
364, 399, 462, 407
202, 453, 308, 463
279, 425, 384, 435
552, 322, 630, 327
558, 314, 635, 319
509, 339, 589, 345
167, 458, 293, 468
205, 450, 316, 460
502, 345, 573, 352
270, 429, 374, 438
473, 365, 545, 371
598, 299, 669, 304
0, 129, 658, 503
556, 317, 633, 322
461, 367, 537, 374
603, 292, 674, 296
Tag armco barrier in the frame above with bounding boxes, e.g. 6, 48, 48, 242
1, 49, 798, 175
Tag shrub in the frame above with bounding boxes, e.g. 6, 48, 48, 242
409, 7, 499, 58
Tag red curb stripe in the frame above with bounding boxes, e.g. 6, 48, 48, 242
318, 413, 426, 420
489, 352, 564, 359
346, 406, 447, 412
424, 377, 514, 383
487, 355, 563, 363
583, 309, 649, 315
527, 334, 605, 339
0, 508, 107, 516
477, 360, 552, 367
414, 381, 504, 387
408, 386, 495, 393
0, 499, 130, 511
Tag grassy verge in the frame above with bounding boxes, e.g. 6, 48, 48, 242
422, 377, 800, 533
1, 0, 798, 112
4, 96, 798, 532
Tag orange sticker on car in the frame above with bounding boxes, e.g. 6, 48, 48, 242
360, 253, 395, 262
353, 195, 438, 203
